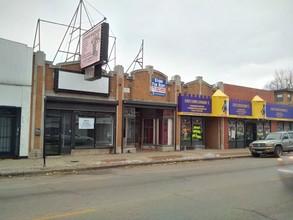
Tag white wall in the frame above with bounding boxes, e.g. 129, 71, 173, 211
0, 85, 31, 156
0, 38, 33, 157
0, 38, 33, 85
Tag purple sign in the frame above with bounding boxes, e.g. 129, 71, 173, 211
266, 103, 293, 119
229, 99, 252, 116
178, 94, 211, 115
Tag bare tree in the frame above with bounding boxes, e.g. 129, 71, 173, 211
264, 68, 293, 90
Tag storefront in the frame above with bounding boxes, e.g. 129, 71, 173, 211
178, 93, 214, 149
180, 116, 205, 150
43, 68, 117, 156
45, 97, 117, 155
0, 38, 33, 159
123, 101, 176, 152
178, 89, 293, 150
228, 119, 271, 148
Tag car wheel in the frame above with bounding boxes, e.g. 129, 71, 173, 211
251, 152, 260, 157
274, 146, 282, 158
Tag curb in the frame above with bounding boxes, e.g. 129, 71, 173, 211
0, 154, 251, 178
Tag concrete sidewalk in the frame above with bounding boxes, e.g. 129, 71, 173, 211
0, 148, 251, 177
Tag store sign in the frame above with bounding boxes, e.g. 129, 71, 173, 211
79, 117, 94, 129
55, 70, 110, 96
151, 78, 166, 96
229, 99, 252, 117
81, 22, 109, 69
266, 104, 293, 119
178, 94, 212, 115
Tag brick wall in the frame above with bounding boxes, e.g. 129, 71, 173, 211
184, 81, 213, 97
223, 84, 274, 103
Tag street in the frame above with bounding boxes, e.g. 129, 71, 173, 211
0, 157, 292, 220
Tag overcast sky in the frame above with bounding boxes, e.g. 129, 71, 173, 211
1, 0, 292, 89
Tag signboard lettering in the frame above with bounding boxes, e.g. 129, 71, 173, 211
151, 78, 166, 96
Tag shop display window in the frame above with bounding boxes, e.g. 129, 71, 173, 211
125, 117, 135, 146
228, 121, 236, 140
277, 122, 284, 131
74, 112, 115, 149
192, 118, 203, 141
236, 121, 244, 140
95, 113, 114, 148
75, 115, 95, 149
181, 117, 191, 141
264, 121, 270, 135
257, 122, 264, 140
284, 122, 290, 131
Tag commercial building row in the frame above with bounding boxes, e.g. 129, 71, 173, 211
1, 38, 293, 158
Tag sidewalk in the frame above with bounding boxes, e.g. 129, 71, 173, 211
0, 149, 251, 177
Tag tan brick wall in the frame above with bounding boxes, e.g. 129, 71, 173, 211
184, 82, 213, 96
45, 64, 54, 92
33, 66, 44, 150
125, 70, 176, 103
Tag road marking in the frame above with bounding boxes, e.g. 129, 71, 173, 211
33, 209, 96, 220
270, 176, 293, 181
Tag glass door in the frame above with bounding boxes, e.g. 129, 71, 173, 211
45, 116, 61, 155
245, 123, 256, 147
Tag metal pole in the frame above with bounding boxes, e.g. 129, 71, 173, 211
43, 98, 47, 167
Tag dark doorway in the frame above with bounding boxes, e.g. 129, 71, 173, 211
0, 107, 21, 158
245, 123, 256, 147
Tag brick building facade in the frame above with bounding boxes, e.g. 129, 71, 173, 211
27, 51, 293, 158
1, 39, 293, 159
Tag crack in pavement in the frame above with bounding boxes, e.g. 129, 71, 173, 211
238, 208, 277, 220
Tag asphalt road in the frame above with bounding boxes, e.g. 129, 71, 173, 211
0, 157, 292, 220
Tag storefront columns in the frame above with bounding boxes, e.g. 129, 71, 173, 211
115, 65, 124, 154
30, 51, 46, 158
173, 75, 182, 151
220, 117, 225, 149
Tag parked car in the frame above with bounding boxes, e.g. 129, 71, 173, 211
249, 131, 293, 158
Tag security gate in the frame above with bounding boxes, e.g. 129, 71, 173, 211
0, 107, 21, 158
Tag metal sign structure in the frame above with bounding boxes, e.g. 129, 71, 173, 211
33, 0, 116, 71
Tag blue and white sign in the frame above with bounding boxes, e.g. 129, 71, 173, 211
229, 99, 252, 117
151, 78, 166, 96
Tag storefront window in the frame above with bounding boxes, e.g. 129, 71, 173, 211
192, 118, 203, 141
181, 117, 191, 141
236, 121, 244, 140
264, 121, 270, 135
75, 115, 95, 149
125, 117, 135, 146
95, 113, 114, 148
284, 122, 290, 131
228, 121, 236, 140
257, 122, 264, 140
277, 122, 284, 131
